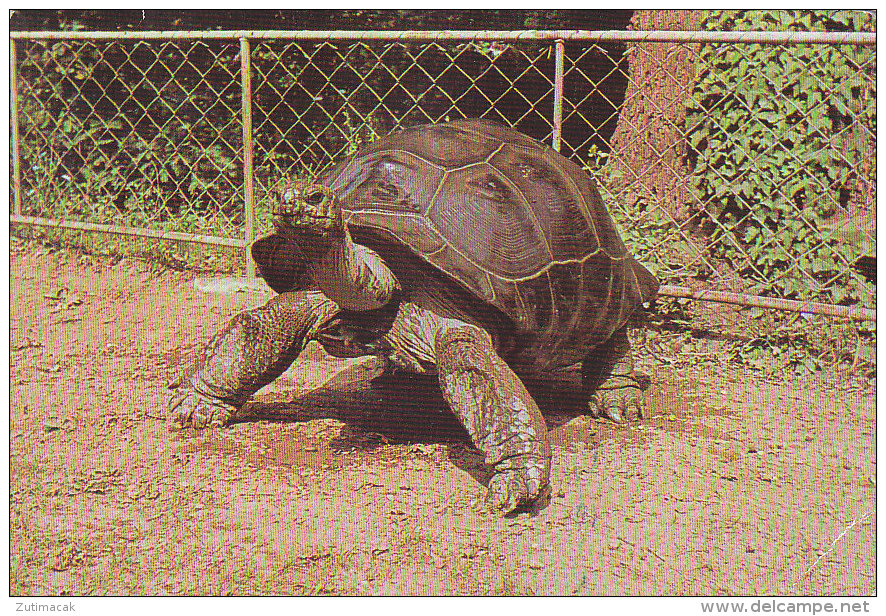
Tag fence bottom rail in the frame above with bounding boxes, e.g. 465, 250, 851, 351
10, 215, 874, 322
10, 214, 247, 249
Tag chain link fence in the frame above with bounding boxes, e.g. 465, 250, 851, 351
9, 28, 876, 320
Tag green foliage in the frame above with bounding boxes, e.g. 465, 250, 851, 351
13, 227, 243, 275
14, 13, 631, 246
610, 194, 700, 283
587, 146, 702, 284
17, 39, 243, 233
732, 309, 875, 376
341, 110, 380, 157
686, 10, 876, 308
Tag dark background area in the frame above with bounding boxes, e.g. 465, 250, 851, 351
12, 9, 638, 218
9, 9, 634, 32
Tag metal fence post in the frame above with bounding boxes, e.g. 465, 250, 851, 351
10, 39, 22, 215
240, 37, 256, 277
552, 39, 564, 152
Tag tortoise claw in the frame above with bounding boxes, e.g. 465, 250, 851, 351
169, 388, 236, 429
486, 469, 541, 514
589, 387, 646, 422
604, 400, 623, 422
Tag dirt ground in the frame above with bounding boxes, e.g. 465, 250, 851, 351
9, 242, 876, 596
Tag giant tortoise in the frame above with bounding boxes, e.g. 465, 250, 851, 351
169, 118, 658, 512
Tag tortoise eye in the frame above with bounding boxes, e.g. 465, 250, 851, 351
303, 190, 324, 206
279, 186, 297, 203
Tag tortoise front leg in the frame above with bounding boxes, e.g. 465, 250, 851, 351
435, 325, 551, 513
583, 326, 647, 422
169, 290, 339, 428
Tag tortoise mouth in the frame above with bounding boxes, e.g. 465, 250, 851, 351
273, 201, 307, 219
273, 202, 331, 218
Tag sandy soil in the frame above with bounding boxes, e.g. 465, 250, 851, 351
9, 242, 876, 596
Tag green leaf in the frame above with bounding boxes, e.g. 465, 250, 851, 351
832, 98, 852, 115
806, 115, 830, 135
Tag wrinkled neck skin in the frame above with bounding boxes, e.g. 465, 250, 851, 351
276, 222, 401, 313
274, 221, 336, 264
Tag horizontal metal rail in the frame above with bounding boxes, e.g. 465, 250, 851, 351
10, 215, 874, 321
9, 29, 877, 45
10, 215, 247, 249
659, 285, 876, 322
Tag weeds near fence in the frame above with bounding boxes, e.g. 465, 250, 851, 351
687, 10, 876, 308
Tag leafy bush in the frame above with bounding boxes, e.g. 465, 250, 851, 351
686, 10, 876, 308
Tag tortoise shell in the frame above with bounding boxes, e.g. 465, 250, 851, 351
255, 118, 658, 370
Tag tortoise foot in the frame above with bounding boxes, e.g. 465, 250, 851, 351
486, 464, 546, 514
589, 381, 646, 422
169, 388, 237, 429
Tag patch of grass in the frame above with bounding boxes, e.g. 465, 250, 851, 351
63, 467, 122, 496
278, 544, 355, 580
442, 486, 487, 513
10, 459, 56, 506
293, 580, 345, 596
9, 562, 31, 596
76, 564, 123, 596
227, 555, 297, 596
120, 575, 147, 595
165, 484, 200, 508
10, 506, 52, 577
108, 550, 140, 573
326, 546, 354, 571
13, 229, 244, 276
277, 552, 304, 574
462, 537, 492, 560
232, 560, 258, 589
731, 311, 874, 377
394, 526, 435, 549
8, 509, 40, 595
155, 533, 191, 573
488, 576, 519, 596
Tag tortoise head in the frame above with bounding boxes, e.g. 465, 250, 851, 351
273, 180, 339, 230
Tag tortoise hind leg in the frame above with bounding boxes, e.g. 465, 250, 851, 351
434, 325, 551, 513
583, 326, 648, 422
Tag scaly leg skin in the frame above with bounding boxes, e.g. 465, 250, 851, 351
584, 326, 647, 422
435, 325, 552, 514
169, 290, 339, 428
